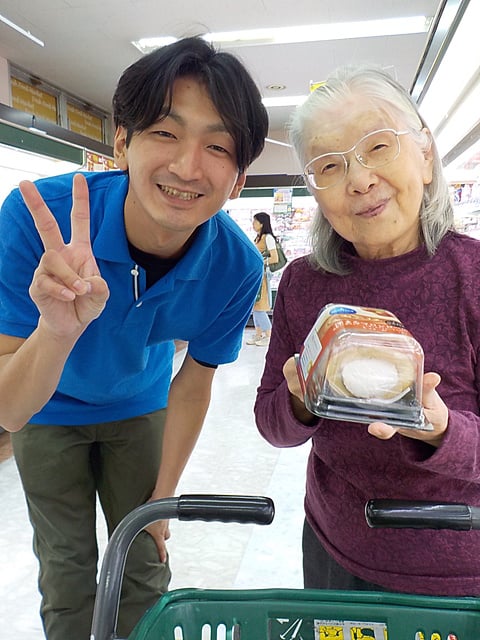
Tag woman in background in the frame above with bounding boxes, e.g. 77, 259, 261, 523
246, 212, 279, 346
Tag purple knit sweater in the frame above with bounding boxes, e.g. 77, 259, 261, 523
255, 231, 480, 595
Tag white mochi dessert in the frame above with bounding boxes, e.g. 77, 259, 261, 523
341, 357, 399, 399
324, 344, 416, 402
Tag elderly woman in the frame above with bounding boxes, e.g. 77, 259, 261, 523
255, 65, 480, 596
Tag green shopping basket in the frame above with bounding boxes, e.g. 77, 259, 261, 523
129, 587, 479, 639
90, 495, 480, 640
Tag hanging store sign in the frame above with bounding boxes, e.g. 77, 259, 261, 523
11, 77, 58, 123
67, 103, 103, 142
85, 151, 116, 171
273, 187, 293, 214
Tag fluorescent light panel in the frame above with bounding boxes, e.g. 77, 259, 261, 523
262, 95, 307, 107
0, 144, 79, 176
265, 137, 293, 148
131, 36, 177, 51
132, 15, 430, 54
418, 1, 480, 188
419, 0, 480, 161
0, 13, 44, 47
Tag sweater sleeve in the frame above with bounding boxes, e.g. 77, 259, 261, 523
254, 265, 322, 447
400, 408, 480, 482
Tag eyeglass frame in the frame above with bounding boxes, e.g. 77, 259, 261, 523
303, 128, 410, 191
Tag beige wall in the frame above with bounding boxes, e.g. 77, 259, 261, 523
249, 128, 302, 177
0, 57, 11, 106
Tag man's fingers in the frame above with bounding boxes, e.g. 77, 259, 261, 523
20, 174, 92, 252
146, 521, 170, 563
31, 250, 92, 299
70, 173, 92, 246
19, 180, 64, 252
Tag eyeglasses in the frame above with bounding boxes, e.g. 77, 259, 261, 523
303, 128, 410, 190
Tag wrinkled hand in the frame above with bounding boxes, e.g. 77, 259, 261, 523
145, 519, 171, 564
284, 356, 448, 444
283, 356, 303, 401
19, 173, 109, 338
283, 356, 318, 424
368, 372, 449, 447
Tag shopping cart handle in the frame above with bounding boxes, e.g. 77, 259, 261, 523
177, 494, 274, 524
91, 494, 274, 640
365, 499, 480, 530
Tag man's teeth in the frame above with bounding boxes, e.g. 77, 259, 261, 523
160, 185, 200, 200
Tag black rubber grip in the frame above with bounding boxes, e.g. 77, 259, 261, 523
177, 494, 275, 525
365, 499, 480, 530
91, 495, 275, 640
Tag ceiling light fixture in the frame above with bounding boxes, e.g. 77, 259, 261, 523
418, 0, 480, 158
0, 13, 44, 47
132, 15, 431, 54
266, 138, 293, 148
131, 36, 177, 52
267, 84, 286, 91
262, 95, 308, 107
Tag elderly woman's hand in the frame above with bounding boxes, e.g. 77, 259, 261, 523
283, 356, 318, 425
368, 372, 449, 447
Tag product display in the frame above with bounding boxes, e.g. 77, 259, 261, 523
227, 198, 316, 291
296, 304, 430, 429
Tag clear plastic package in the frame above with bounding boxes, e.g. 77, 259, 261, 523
296, 304, 431, 430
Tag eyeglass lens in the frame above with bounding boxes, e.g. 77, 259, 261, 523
306, 129, 401, 189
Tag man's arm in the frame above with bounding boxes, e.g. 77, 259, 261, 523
0, 329, 80, 431
146, 353, 216, 561
0, 174, 109, 431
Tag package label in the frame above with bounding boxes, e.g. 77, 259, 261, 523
268, 617, 388, 639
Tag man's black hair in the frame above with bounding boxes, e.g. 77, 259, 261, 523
113, 36, 268, 173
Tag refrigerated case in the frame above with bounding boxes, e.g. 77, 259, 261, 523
0, 119, 116, 207
0, 119, 86, 206
0, 143, 83, 206
226, 192, 317, 293
443, 142, 480, 237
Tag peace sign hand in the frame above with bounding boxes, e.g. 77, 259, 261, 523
20, 173, 110, 339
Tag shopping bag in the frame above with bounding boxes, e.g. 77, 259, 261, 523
265, 239, 287, 272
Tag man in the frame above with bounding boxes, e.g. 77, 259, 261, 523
0, 36, 268, 639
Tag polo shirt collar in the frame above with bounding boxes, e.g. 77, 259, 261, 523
91, 172, 220, 279
92, 172, 131, 263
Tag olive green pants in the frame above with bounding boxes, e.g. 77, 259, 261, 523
11, 410, 171, 640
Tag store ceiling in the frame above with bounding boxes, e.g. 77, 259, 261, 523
0, 0, 445, 146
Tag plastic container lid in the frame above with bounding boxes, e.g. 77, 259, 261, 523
296, 304, 430, 430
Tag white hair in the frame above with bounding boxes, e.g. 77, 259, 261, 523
288, 64, 454, 275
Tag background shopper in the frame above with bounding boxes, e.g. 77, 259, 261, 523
246, 211, 279, 346
0, 36, 267, 640
255, 64, 480, 596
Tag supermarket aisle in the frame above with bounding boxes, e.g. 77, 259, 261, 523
0, 332, 309, 640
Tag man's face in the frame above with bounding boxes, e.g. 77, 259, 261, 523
114, 76, 246, 257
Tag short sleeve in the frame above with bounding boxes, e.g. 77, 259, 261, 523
265, 234, 276, 251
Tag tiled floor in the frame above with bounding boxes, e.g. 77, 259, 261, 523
0, 332, 309, 639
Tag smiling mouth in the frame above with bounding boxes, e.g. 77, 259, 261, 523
355, 200, 388, 217
159, 184, 202, 201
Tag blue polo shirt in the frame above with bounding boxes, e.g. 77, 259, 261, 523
0, 171, 263, 425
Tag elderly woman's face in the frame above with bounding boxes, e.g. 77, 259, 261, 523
305, 96, 433, 259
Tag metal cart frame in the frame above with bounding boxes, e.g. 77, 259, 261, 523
90, 495, 480, 640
